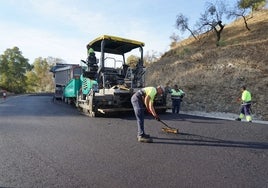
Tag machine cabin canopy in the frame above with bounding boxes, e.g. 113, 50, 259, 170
86, 35, 145, 55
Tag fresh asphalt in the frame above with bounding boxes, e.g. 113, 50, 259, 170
0, 94, 267, 188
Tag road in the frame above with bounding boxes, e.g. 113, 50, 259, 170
0, 94, 267, 188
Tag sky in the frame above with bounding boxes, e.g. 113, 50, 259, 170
0, 0, 241, 64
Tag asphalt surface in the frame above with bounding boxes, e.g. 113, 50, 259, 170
0, 94, 267, 188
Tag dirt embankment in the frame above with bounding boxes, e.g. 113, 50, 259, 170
145, 10, 268, 121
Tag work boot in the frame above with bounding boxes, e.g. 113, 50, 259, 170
137, 133, 150, 139
137, 134, 153, 143
235, 118, 241, 121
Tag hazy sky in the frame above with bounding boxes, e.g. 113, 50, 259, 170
0, 0, 239, 64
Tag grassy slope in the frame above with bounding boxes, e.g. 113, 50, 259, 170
145, 10, 268, 120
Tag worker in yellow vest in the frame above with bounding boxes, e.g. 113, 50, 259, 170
131, 86, 165, 143
171, 85, 185, 114
236, 86, 252, 122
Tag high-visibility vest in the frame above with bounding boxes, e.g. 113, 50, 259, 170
142, 87, 157, 102
242, 90, 251, 103
171, 89, 184, 99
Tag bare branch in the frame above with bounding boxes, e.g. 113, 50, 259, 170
175, 13, 198, 40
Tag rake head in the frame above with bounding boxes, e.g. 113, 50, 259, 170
161, 127, 179, 134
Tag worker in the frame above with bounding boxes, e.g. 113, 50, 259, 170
131, 86, 165, 143
235, 86, 252, 122
2, 90, 6, 100
86, 48, 98, 79
171, 85, 185, 114
87, 48, 97, 65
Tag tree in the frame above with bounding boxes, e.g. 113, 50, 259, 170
46, 56, 66, 65
227, 0, 266, 31
239, 0, 267, 11
227, 2, 252, 31
126, 55, 139, 68
169, 33, 181, 48
25, 57, 61, 93
175, 13, 198, 40
144, 50, 161, 66
197, 1, 226, 46
0, 47, 31, 93
25, 70, 39, 93
28, 57, 54, 92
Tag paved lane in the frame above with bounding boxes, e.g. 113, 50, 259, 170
0, 94, 267, 187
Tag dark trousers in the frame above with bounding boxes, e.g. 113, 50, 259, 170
172, 99, 181, 114
240, 103, 251, 116
131, 92, 145, 136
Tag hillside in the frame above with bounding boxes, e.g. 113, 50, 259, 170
145, 10, 268, 121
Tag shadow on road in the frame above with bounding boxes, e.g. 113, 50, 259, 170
151, 133, 268, 150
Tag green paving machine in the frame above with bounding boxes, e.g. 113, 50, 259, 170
56, 35, 167, 117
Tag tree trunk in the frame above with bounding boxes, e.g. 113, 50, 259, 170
242, 16, 251, 31
215, 21, 224, 46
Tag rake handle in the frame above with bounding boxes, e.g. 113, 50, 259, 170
159, 119, 172, 129
148, 112, 172, 129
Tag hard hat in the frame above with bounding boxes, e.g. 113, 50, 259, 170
88, 48, 94, 54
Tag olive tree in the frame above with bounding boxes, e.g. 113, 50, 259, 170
197, 1, 227, 46
227, 0, 267, 31
0, 47, 32, 93
175, 13, 198, 40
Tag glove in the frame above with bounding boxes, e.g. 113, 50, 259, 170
154, 116, 160, 121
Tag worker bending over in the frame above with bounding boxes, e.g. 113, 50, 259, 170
131, 86, 165, 143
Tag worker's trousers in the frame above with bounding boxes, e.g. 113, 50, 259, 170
131, 92, 145, 136
172, 99, 181, 114
239, 103, 252, 121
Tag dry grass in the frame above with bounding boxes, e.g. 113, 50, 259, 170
146, 9, 268, 120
